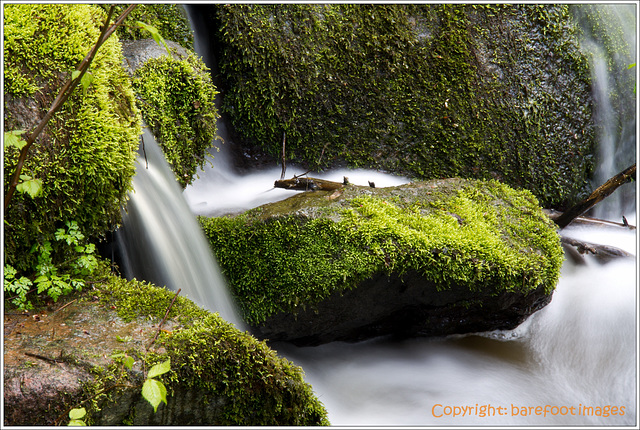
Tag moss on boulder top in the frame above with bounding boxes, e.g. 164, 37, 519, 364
130, 48, 219, 188
211, 4, 594, 208
4, 276, 329, 426
3, 4, 140, 271
200, 178, 564, 345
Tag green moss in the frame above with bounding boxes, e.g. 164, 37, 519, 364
3, 4, 140, 272
91, 276, 329, 425
100, 4, 194, 50
214, 4, 594, 208
132, 54, 219, 187
200, 179, 563, 325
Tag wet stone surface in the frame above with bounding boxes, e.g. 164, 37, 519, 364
3, 293, 176, 426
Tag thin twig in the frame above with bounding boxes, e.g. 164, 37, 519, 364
317, 142, 329, 166
280, 131, 287, 180
53, 299, 77, 314
24, 352, 64, 364
147, 289, 181, 350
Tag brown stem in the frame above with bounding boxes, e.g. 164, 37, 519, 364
5, 5, 137, 210
147, 288, 181, 350
554, 164, 636, 229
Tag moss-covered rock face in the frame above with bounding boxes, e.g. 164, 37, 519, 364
4, 277, 329, 426
3, 4, 140, 271
101, 4, 194, 51
212, 4, 594, 208
132, 51, 219, 188
199, 179, 564, 343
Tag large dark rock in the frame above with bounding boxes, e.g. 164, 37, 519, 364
197, 4, 604, 208
252, 271, 552, 346
200, 178, 565, 346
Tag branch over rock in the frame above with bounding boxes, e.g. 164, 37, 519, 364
554, 164, 636, 229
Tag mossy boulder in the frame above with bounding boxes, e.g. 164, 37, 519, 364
3, 277, 329, 426
3, 4, 140, 272
206, 4, 595, 208
200, 179, 564, 345
123, 38, 220, 188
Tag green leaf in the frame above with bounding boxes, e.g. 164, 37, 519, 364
69, 408, 86, 420
16, 175, 42, 198
136, 21, 170, 54
628, 63, 636, 69
123, 355, 135, 370
68, 419, 86, 426
142, 378, 167, 412
80, 72, 93, 96
71, 70, 81, 81
4, 130, 27, 150
147, 358, 171, 378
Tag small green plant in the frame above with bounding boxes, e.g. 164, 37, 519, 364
65, 353, 171, 424
68, 408, 87, 426
4, 221, 99, 310
142, 358, 171, 412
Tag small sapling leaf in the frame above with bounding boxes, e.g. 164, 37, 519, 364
4, 130, 27, 150
80, 72, 93, 96
69, 408, 86, 420
123, 355, 135, 370
142, 378, 167, 412
68, 407, 86, 426
16, 175, 43, 198
136, 21, 170, 54
147, 358, 171, 378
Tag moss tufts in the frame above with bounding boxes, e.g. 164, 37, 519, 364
3, 4, 140, 271
93, 276, 329, 425
132, 53, 219, 188
213, 4, 595, 208
200, 179, 563, 325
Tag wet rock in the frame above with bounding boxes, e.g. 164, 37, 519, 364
3, 278, 328, 426
200, 178, 565, 346
121, 38, 191, 75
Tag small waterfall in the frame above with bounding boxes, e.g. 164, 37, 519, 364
117, 128, 244, 329
574, 4, 637, 221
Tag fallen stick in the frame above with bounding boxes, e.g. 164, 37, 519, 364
561, 236, 634, 264
274, 176, 345, 192
554, 164, 636, 229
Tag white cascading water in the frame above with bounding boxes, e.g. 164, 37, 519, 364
577, 4, 637, 221
114, 4, 637, 426
117, 128, 244, 329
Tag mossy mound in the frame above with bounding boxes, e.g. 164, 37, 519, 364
3, 4, 140, 272
4, 276, 329, 426
200, 179, 564, 344
210, 4, 594, 208
131, 51, 219, 188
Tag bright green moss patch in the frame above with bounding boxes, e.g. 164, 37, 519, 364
133, 54, 219, 187
200, 179, 563, 326
93, 276, 329, 425
3, 4, 140, 271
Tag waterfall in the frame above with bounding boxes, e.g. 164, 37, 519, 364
117, 128, 244, 329
574, 4, 637, 222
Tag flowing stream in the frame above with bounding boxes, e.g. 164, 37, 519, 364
116, 128, 244, 329
115, 4, 637, 426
